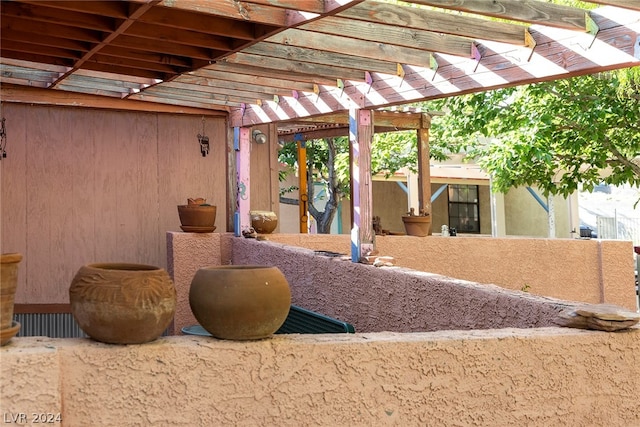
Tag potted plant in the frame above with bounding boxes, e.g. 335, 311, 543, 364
177, 197, 217, 233
402, 208, 431, 237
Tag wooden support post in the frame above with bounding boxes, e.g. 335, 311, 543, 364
234, 127, 251, 236
416, 114, 433, 235
349, 108, 375, 262
297, 139, 308, 233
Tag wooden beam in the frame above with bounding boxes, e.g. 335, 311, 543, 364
190, 68, 315, 92
349, 108, 375, 262
587, 1, 640, 11
302, 16, 474, 57
224, 52, 369, 82
405, 0, 587, 30
0, 83, 228, 115
416, 114, 433, 235
267, 29, 433, 68
297, 139, 309, 233
339, 0, 526, 46
242, 42, 400, 76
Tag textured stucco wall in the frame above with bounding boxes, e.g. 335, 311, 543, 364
231, 238, 580, 333
166, 232, 225, 333
2, 330, 639, 426
264, 234, 637, 311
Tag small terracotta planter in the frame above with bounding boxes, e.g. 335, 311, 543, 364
177, 204, 217, 233
250, 210, 278, 234
189, 265, 291, 340
402, 209, 431, 237
69, 263, 177, 344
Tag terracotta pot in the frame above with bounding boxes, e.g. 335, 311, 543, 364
189, 265, 291, 340
250, 210, 278, 234
1, 253, 22, 345
69, 263, 176, 344
402, 215, 432, 237
177, 204, 217, 232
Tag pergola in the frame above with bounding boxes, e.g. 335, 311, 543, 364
1, 0, 639, 259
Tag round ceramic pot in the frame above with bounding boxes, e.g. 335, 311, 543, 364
189, 265, 291, 340
177, 204, 217, 232
69, 263, 176, 344
250, 210, 278, 234
1, 253, 22, 342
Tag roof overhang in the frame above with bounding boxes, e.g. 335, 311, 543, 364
1, 1, 639, 126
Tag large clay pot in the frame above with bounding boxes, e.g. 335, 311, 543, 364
250, 210, 278, 234
177, 204, 217, 233
1, 253, 22, 345
402, 215, 432, 237
189, 265, 291, 340
69, 263, 176, 344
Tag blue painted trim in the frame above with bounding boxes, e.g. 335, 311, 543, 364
396, 181, 408, 194
431, 184, 448, 202
526, 187, 548, 212
233, 127, 240, 151
234, 212, 241, 237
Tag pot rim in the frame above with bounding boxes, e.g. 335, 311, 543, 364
84, 263, 162, 272
198, 265, 277, 271
177, 204, 216, 208
1, 253, 23, 264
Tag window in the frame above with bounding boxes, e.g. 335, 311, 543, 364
448, 184, 480, 233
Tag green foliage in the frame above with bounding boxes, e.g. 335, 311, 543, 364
425, 69, 640, 197
280, 131, 436, 198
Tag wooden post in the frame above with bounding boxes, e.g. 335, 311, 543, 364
416, 113, 433, 235
349, 108, 375, 262
297, 138, 308, 233
234, 127, 251, 236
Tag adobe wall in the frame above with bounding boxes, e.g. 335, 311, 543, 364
2, 329, 639, 426
265, 233, 638, 311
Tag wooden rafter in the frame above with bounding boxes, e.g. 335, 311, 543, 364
0, 0, 638, 122
405, 0, 588, 30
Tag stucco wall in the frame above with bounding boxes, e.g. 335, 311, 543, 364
231, 238, 578, 332
264, 234, 637, 311
2, 329, 639, 426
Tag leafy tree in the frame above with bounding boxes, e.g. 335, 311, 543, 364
279, 128, 449, 233
427, 68, 640, 197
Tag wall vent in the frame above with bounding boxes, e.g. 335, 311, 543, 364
15, 313, 87, 338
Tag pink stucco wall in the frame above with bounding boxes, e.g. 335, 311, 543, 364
3, 329, 639, 426
166, 232, 636, 334
265, 233, 638, 311
231, 237, 578, 332
3, 233, 639, 425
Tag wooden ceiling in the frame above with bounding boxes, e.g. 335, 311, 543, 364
1, 0, 639, 127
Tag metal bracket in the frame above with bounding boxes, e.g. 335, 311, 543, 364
585, 12, 599, 49
524, 28, 537, 61
397, 63, 406, 85
365, 71, 373, 93
471, 43, 481, 72
429, 54, 439, 80
337, 78, 345, 96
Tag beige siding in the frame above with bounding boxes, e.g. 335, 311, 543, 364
1, 104, 232, 304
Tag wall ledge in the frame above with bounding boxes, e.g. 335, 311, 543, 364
2, 329, 640, 426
